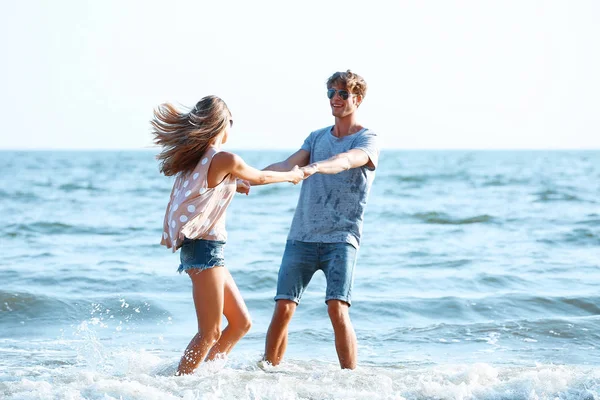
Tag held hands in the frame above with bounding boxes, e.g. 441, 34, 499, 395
289, 165, 304, 185
288, 164, 318, 184
236, 179, 251, 195
300, 163, 318, 179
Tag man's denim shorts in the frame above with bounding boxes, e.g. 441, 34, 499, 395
275, 240, 358, 306
178, 238, 226, 273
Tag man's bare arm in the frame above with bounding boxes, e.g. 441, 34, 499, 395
263, 149, 311, 172
301, 149, 373, 178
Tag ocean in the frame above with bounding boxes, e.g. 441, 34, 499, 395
1, 149, 599, 399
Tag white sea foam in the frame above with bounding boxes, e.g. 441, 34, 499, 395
1, 349, 599, 400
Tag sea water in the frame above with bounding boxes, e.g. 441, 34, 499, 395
1, 150, 599, 399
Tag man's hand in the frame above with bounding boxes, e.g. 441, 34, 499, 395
300, 163, 319, 179
290, 165, 305, 185
236, 179, 251, 195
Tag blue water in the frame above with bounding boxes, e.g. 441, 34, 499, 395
1, 150, 599, 399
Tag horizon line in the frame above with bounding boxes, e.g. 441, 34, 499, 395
1, 147, 599, 152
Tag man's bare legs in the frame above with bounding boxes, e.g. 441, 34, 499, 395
263, 299, 297, 366
264, 299, 356, 369
327, 299, 357, 369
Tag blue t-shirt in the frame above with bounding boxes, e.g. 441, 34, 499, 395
287, 126, 379, 248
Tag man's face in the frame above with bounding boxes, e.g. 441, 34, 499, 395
328, 84, 361, 118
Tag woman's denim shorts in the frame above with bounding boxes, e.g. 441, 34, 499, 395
178, 238, 226, 273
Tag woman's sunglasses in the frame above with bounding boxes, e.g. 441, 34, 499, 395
327, 89, 353, 100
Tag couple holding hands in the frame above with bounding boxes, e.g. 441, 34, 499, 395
152, 70, 379, 375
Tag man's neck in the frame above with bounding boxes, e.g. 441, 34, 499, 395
333, 116, 362, 138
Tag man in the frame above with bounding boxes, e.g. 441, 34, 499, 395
262, 70, 379, 369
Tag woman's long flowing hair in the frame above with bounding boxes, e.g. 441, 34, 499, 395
151, 95, 231, 176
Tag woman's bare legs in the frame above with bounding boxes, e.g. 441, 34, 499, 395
176, 267, 251, 375
206, 268, 252, 360
176, 267, 225, 375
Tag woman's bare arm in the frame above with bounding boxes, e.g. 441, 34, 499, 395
209, 152, 303, 186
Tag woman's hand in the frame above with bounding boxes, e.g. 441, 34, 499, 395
290, 165, 304, 185
236, 179, 251, 195
300, 163, 319, 179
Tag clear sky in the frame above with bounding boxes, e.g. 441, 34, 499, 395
1, 0, 598, 150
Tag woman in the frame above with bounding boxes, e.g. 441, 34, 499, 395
152, 95, 303, 375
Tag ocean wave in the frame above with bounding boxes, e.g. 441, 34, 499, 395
413, 212, 495, 225
390, 172, 468, 185
2, 190, 40, 202
391, 174, 429, 183
3, 222, 146, 237
382, 189, 418, 198
533, 189, 582, 203
404, 259, 473, 269
0, 270, 20, 281
563, 228, 600, 246
0, 290, 81, 323
539, 228, 600, 247
472, 272, 531, 289
479, 176, 531, 187
577, 215, 600, 226
376, 315, 600, 345
58, 182, 103, 192
352, 294, 600, 324
96, 260, 132, 266
375, 210, 496, 224
31, 180, 54, 188
0, 291, 172, 333
482, 293, 600, 317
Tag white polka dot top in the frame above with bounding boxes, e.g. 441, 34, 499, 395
160, 146, 236, 252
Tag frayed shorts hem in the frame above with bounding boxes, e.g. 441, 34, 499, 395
178, 264, 224, 274
178, 238, 226, 274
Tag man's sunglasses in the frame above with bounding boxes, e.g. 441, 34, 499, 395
327, 89, 353, 100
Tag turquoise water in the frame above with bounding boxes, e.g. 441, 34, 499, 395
1, 150, 599, 399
